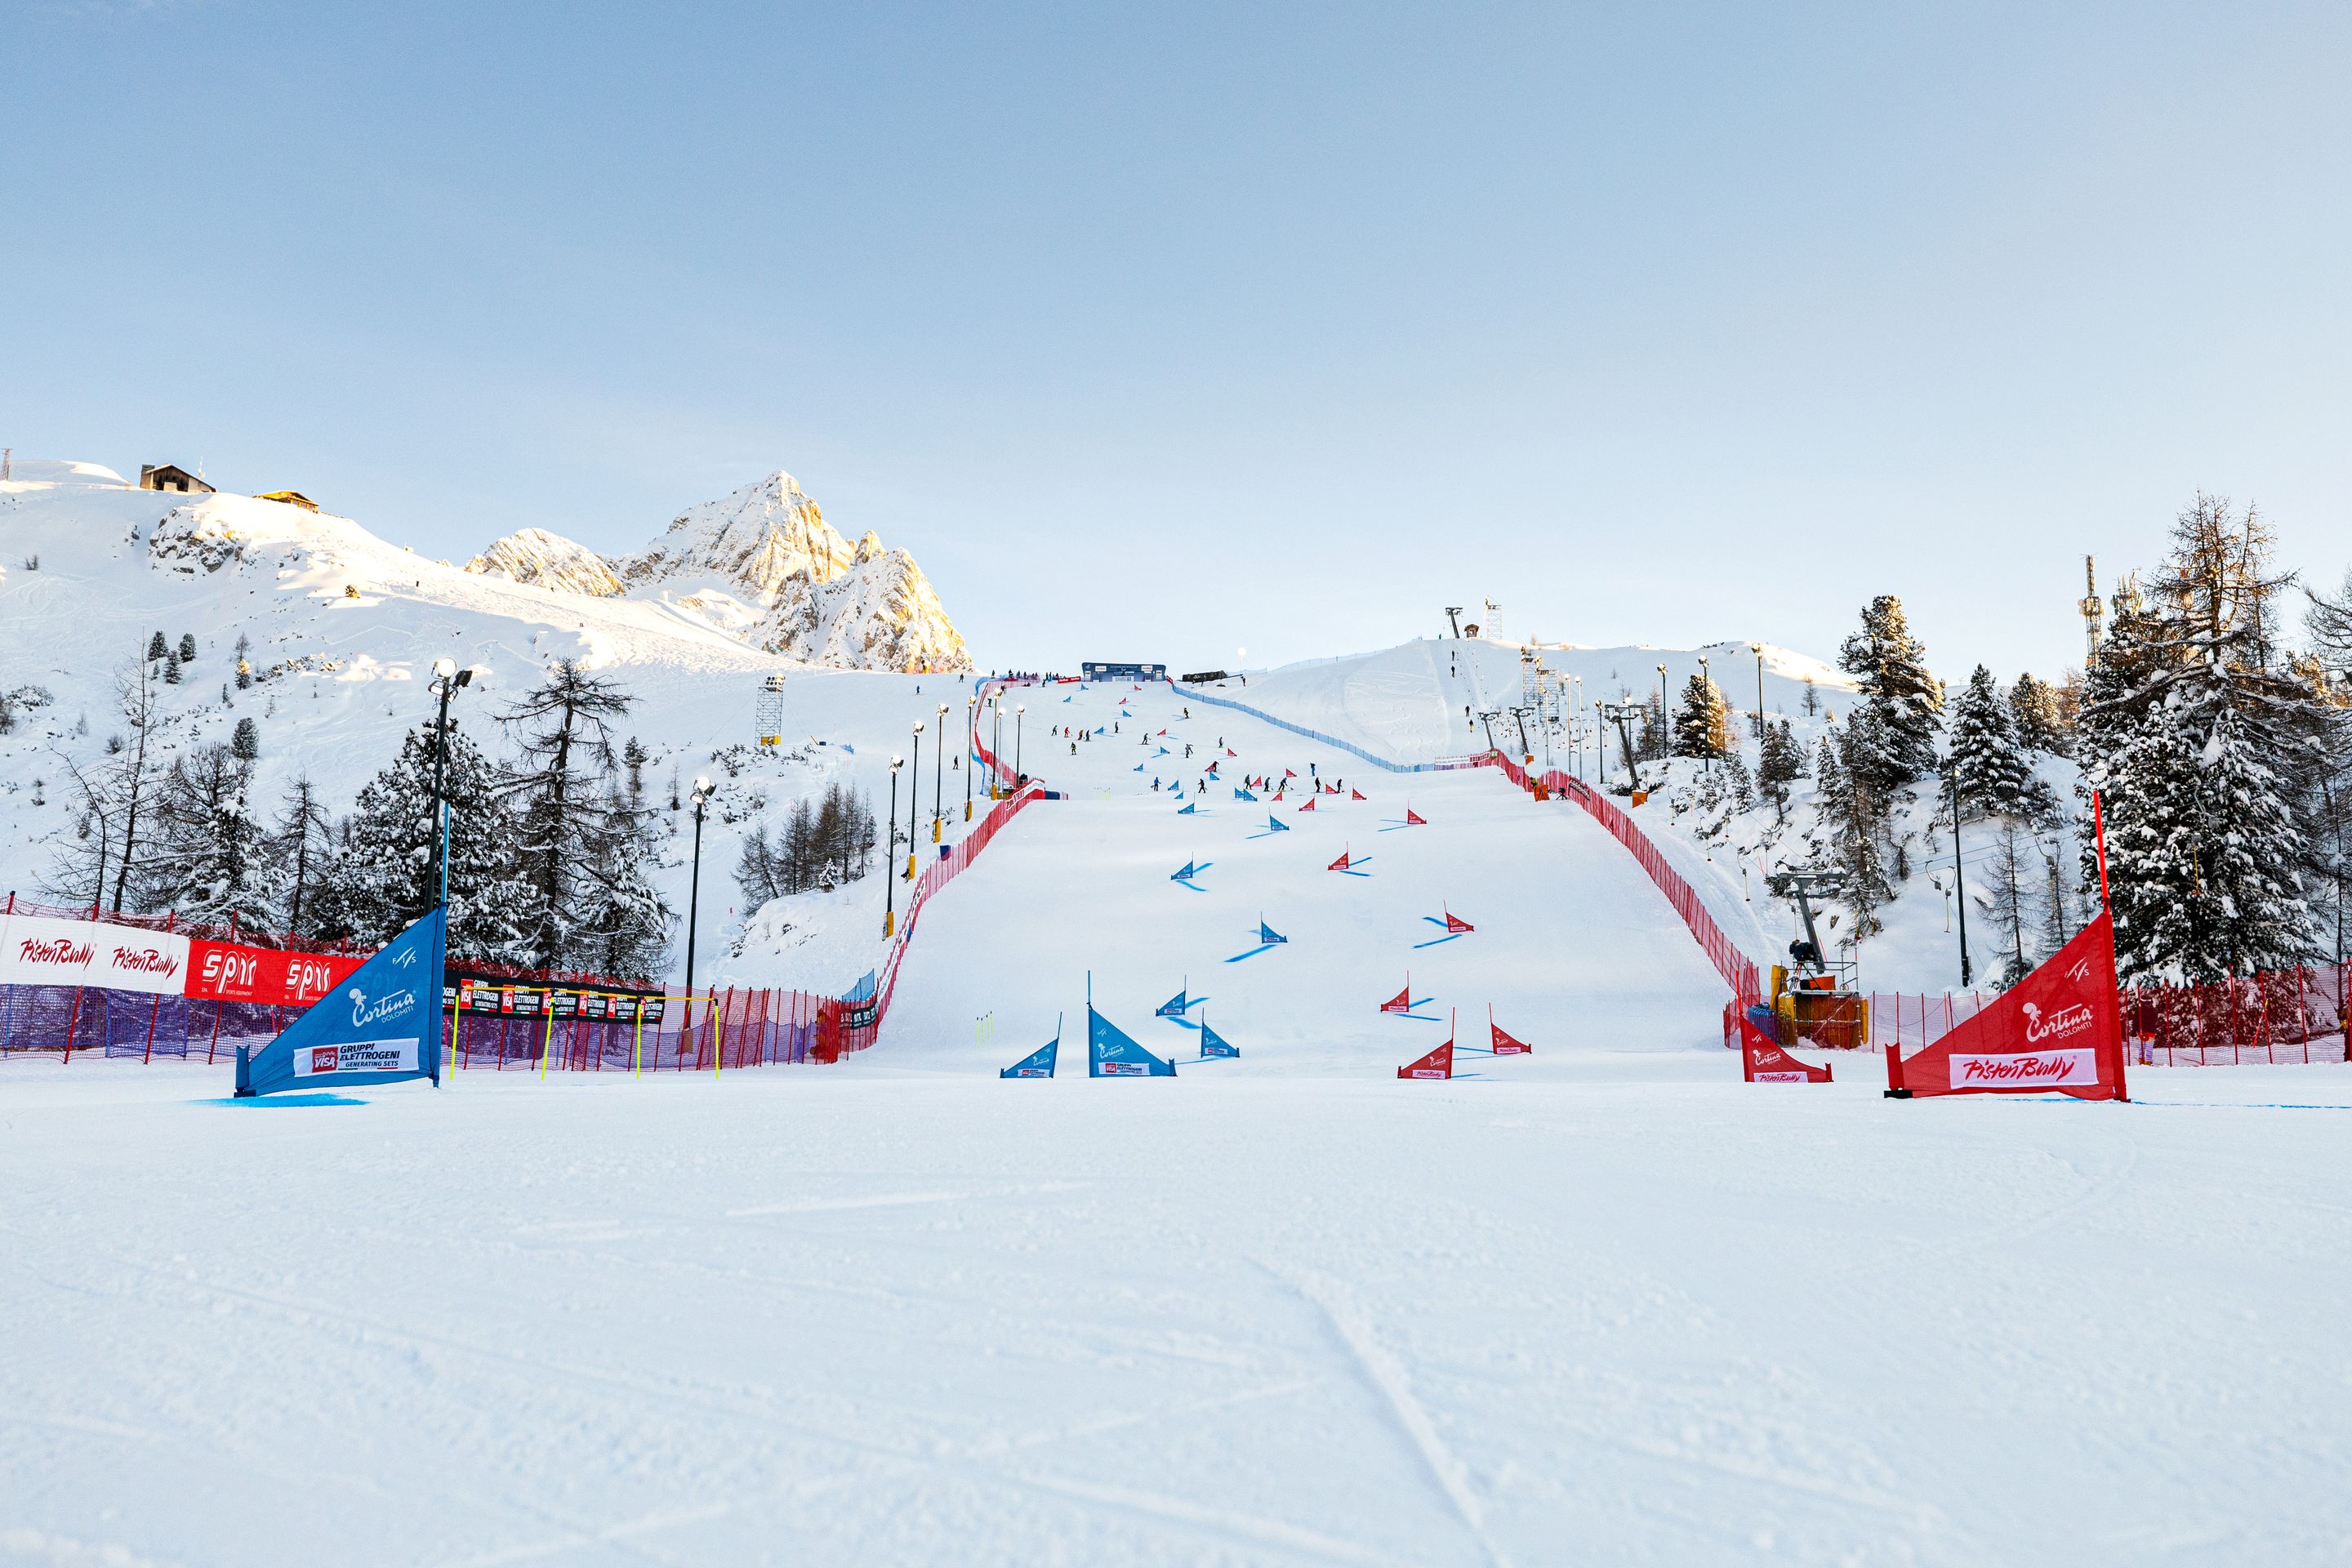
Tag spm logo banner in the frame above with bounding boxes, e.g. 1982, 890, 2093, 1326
237, 908, 445, 1098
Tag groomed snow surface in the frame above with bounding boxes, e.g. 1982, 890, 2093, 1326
7, 683, 2352, 1566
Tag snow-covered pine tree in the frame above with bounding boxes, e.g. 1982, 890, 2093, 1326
1757, 719, 1806, 820
143, 744, 272, 929
1673, 672, 1734, 758
2082, 496, 2318, 980
1836, 595, 1944, 789
265, 774, 334, 940
230, 716, 260, 760
1827, 724, 1895, 936
313, 722, 541, 963
1947, 665, 2045, 820
568, 782, 672, 982
146, 631, 167, 662
162, 653, 182, 684
2007, 672, 2068, 755
496, 661, 637, 970
176, 632, 197, 663
1720, 748, 1754, 811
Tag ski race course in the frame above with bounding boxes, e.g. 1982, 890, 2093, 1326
7, 681, 2352, 1566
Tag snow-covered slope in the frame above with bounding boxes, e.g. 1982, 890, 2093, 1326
615, 472, 970, 673
0, 462, 982, 993
1194, 636, 1852, 766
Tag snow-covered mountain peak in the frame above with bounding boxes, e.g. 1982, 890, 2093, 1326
466, 528, 625, 597
614, 472, 969, 673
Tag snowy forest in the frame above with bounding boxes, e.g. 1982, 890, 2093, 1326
1644, 492, 2352, 987
39, 657, 681, 980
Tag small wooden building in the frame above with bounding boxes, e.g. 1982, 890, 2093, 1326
256, 490, 319, 512
138, 464, 214, 495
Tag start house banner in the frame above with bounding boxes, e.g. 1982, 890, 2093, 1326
0, 912, 189, 995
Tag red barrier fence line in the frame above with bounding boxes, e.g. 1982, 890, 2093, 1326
1480, 752, 1763, 1003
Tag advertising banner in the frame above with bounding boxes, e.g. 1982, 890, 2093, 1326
0, 913, 189, 995
185, 940, 366, 1006
1887, 912, 2126, 1102
238, 907, 443, 1097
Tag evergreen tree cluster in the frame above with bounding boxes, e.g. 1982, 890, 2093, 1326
2078, 494, 2336, 982
734, 782, 880, 907
41, 660, 680, 981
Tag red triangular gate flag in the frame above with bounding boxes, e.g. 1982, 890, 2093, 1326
1444, 907, 1473, 933
1379, 979, 1413, 1013
1405, 808, 1427, 826
1735, 1004, 1831, 1082
1399, 1014, 1455, 1079
1327, 849, 1351, 871
1226, 747, 1237, 757
1298, 798, 1316, 812
1351, 788, 1366, 800
1885, 911, 2125, 1101
1489, 1008, 1530, 1054
1284, 768, 1297, 778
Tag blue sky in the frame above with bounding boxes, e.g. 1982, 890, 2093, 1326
8, 2, 2349, 679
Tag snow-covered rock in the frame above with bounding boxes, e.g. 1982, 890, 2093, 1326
465, 528, 626, 597
616, 472, 971, 674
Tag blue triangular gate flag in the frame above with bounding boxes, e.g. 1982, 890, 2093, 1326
1000, 1031, 1058, 1078
1171, 861, 1196, 881
1267, 813, 1290, 831
1156, 987, 1188, 1018
1258, 920, 1288, 945
236, 906, 445, 1098
1089, 1007, 1177, 1076
1235, 786, 1257, 801
1200, 1018, 1238, 1058
1178, 803, 1196, 814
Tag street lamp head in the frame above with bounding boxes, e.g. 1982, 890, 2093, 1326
1016, 704, 1026, 715
693, 774, 713, 796
433, 657, 457, 679
1749, 641, 1762, 655
937, 702, 949, 715
890, 756, 902, 773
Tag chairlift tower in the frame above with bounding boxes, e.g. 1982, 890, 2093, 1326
755, 672, 788, 747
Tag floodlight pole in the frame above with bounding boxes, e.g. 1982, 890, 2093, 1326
933, 702, 948, 842
684, 776, 711, 1031
884, 758, 902, 935
964, 696, 976, 821
428, 661, 473, 909
906, 719, 924, 879
1948, 760, 1974, 987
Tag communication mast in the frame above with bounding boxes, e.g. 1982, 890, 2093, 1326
2079, 555, 2103, 667
755, 672, 787, 747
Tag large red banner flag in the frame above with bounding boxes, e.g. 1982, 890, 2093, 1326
1733, 1004, 1832, 1082
1398, 1018, 1454, 1079
1886, 911, 2127, 1101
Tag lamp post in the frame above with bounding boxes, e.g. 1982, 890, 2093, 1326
427, 657, 474, 909
933, 701, 949, 843
1748, 640, 1766, 742
684, 773, 712, 1032
1656, 663, 1669, 774
1015, 704, 1026, 785
1948, 760, 1974, 987
906, 719, 924, 879
884, 756, 902, 935
964, 696, 977, 821
991, 695, 1004, 798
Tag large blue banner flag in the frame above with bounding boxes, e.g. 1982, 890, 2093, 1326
1089, 1007, 1177, 1076
236, 906, 446, 1097
1000, 1027, 1059, 1078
